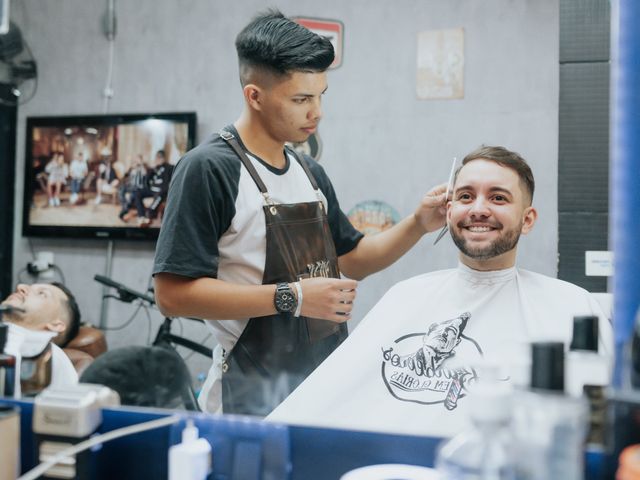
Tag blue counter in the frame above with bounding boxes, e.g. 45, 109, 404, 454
5, 398, 441, 480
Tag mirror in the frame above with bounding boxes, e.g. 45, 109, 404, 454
9, 0, 612, 439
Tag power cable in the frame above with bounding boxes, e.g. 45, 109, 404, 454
100, 300, 144, 331
18, 414, 181, 480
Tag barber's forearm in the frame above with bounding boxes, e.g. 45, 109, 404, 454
339, 214, 426, 280
154, 273, 277, 320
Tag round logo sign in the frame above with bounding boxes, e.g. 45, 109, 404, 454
348, 200, 401, 235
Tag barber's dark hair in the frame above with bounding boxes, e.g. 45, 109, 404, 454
156, 150, 166, 160
457, 145, 535, 204
235, 9, 334, 85
50, 282, 81, 347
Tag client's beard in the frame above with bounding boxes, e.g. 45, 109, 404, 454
450, 221, 522, 260
0, 304, 26, 323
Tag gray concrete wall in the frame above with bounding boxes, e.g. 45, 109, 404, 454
10, 0, 559, 379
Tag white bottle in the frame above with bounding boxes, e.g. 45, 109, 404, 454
436, 366, 516, 479
168, 419, 212, 480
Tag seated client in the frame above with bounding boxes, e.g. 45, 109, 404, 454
1, 282, 81, 394
268, 145, 613, 437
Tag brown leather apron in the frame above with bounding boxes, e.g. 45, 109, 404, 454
219, 129, 348, 416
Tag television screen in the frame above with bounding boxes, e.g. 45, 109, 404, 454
22, 112, 197, 240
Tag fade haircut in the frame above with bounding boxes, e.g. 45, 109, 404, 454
50, 282, 81, 347
455, 145, 535, 205
235, 9, 335, 86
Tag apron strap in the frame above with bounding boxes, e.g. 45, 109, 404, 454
219, 129, 269, 195
220, 129, 324, 204
285, 146, 320, 191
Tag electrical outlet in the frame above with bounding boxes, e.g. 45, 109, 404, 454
27, 252, 55, 279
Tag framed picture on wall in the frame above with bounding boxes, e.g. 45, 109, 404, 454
293, 17, 344, 69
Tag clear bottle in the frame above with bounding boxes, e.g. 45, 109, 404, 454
566, 315, 609, 447
194, 372, 207, 397
566, 315, 609, 397
512, 342, 588, 480
436, 367, 515, 479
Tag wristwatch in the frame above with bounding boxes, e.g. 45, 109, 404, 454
274, 282, 297, 314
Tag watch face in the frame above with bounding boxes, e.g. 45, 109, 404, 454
275, 285, 296, 313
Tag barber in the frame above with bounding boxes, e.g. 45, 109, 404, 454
153, 10, 447, 416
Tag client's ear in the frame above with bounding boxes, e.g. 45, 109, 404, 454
45, 318, 66, 334
520, 206, 538, 235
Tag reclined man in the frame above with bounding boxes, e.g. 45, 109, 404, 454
268, 145, 613, 437
1, 282, 81, 395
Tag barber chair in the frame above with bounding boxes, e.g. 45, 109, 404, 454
63, 325, 108, 375
79, 345, 199, 411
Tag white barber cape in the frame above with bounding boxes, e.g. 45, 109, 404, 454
4, 323, 78, 397
267, 264, 613, 438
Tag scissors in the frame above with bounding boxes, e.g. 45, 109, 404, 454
433, 156, 457, 245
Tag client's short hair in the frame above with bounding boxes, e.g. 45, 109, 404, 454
457, 145, 535, 204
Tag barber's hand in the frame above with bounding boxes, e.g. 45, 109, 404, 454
414, 183, 448, 233
298, 277, 357, 323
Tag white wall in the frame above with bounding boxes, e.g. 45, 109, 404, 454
10, 0, 559, 378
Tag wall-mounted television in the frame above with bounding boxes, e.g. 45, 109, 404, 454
22, 112, 197, 240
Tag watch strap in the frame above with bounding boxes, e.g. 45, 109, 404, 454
293, 281, 303, 317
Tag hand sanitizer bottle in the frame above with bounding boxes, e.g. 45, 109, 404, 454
168, 419, 212, 480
